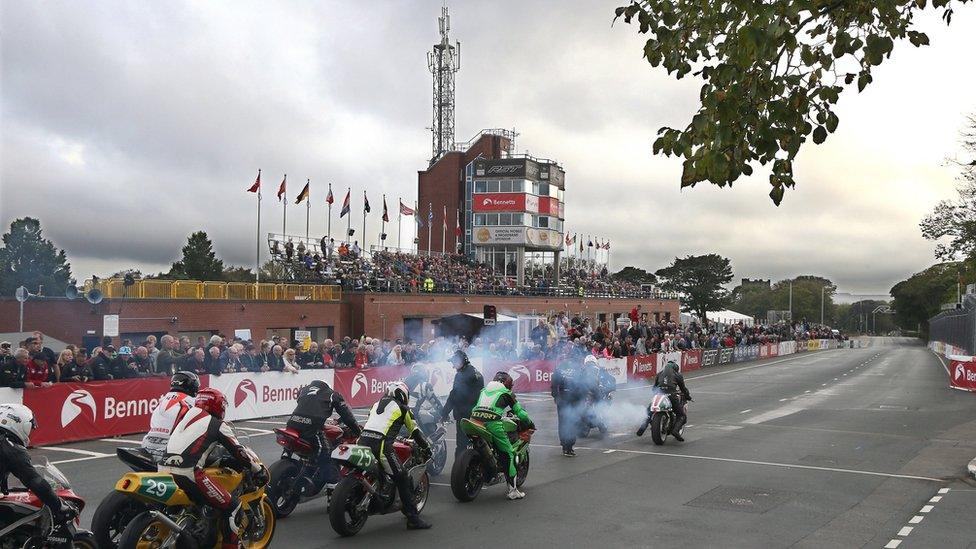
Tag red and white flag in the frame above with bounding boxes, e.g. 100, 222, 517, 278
326, 183, 334, 205
443, 205, 448, 230
277, 175, 287, 201
399, 200, 415, 216
455, 209, 462, 237
246, 170, 261, 193
382, 196, 389, 222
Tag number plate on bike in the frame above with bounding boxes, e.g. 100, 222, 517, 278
137, 475, 178, 502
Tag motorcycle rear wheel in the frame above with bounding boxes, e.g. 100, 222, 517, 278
450, 449, 484, 502
72, 532, 98, 549
117, 511, 192, 549
328, 477, 370, 537
267, 459, 302, 518
650, 413, 669, 446
91, 490, 148, 549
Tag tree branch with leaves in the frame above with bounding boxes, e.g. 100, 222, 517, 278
615, 0, 967, 204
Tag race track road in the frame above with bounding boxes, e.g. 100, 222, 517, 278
26, 338, 976, 548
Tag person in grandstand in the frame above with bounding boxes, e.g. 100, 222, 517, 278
162, 388, 268, 549
141, 371, 200, 461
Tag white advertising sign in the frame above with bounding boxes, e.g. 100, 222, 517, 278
598, 357, 628, 386
295, 330, 312, 351
208, 370, 334, 421
234, 329, 252, 341
103, 315, 119, 337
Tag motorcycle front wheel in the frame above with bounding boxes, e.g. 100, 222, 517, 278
428, 441, 447, 476
267, 459, 302, 518
71, 532, 98, 549
117, 511, 191, 549
515, 450, 530, 488
242, 498, 276, 548
91, 491, 148, 549
450, 449, 484, 502
328, 476, 370, 537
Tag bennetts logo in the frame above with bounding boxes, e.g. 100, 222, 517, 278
61, 389, 96, 427
351, 372, 368, 398
235, 379, 257, 407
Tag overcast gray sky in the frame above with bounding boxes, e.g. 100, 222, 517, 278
2, 1, 974, 294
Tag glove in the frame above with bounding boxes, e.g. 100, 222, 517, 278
526, 421, 536, 431
252, 464, 270, 487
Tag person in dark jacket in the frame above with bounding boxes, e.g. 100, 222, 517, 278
0, 346, 27, 388
441, 350, 484, 457
551, 357, 586, 456
1, 404, 73, 535
650, 360, 691, 441
285, 380, 361, 488
90, 346, 122, 380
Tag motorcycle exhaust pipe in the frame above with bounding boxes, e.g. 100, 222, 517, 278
149, 510, 187, 535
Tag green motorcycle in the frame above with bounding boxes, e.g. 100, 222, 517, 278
449, 416, 533, 502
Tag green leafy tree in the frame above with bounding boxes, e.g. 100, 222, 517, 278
921, 115, 976, 263
612, 266, 658, 285
770, 276, 837, 324
837, 299, 892, 334
890, 262, 959, 334
259, 260, 286, 282
222, 266, 256, 282
614, 0, 967, 204
164, 231, 224, 281
655, 254, 733, 322
730, 280, 774, 319
0, 217, 72, 296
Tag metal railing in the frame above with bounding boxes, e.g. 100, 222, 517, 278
929, 293, 976, 355
83, 278, 341, 302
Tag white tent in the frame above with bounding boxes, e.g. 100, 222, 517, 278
705, 310, 755, 326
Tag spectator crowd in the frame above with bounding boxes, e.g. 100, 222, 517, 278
0, 315, 844, 388
270, 240, 649, 298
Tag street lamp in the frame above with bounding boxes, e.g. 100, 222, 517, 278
820, 285, 825, 325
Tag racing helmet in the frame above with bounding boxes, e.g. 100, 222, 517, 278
493, 371, 514, 390
0, 403, 37, 446
194, 388, 228, 420
171, 371, 201, 396
583, 355, 599, 367
666, 360, 679, 372
386, 381, 410, 406
410, 363, 428, 377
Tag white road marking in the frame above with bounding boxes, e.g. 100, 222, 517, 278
909, 516, 923, 524
235, 426, 273, 434
603, 450, 616, 454
242, 420, 287, 426
929, 495, 942, 503
778, 398, 788, 402
430, 482, 451, 487
739, 409, 752, 414
569, 446, 944, 482
897, 526, 913, 536
919, 505, 934, 513
933, 353, 951, 377
885, 540, 901, 549
51, 455, 113, 465
938, 487, 950, 494
99, 437, 143, 445
39, 447, 113, 458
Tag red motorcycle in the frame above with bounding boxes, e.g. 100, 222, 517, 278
0, 459, 97, 548
267, 419, 358, 518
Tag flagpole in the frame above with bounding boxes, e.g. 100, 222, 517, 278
305, 179, 310, 241
327, 183, 333, 245
282, 174, 287, 238
454, 208, 460, 253
427, 203, 432, 256
362, 190, 367, 253
346, 187, 351, 244
380, 194, 386, 250
441, 207, 446, 255
397, 200, 402, 251
255, 169, 261, 284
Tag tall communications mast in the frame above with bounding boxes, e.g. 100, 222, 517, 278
427, 5, 460, 166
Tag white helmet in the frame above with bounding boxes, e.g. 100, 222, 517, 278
0, 403, 37, 446
584, 355, 599, 366
386, 381, 409, 406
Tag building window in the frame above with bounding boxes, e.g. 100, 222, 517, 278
538, 216, 549, 228
487, 180, 500, 193
499, 213, 511, 225
512, 180, 524, 192
539, 182, 549, 197
474, 214, 486, 226
500, 180, 513, 193
487, 213, 498, 225
475, 181, 487, 193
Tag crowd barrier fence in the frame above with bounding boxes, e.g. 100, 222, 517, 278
929, 340, 976, 393
8, 339, 847, 446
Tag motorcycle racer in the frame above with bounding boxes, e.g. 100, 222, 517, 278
162, 388, 268, 549
141, 371, 199, 461
653, 361, 691, 441
470, 371, 535, 500
285, 379, 361, 488
358, 381, 433, 530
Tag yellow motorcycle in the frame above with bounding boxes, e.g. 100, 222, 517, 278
113, 463, 276, 549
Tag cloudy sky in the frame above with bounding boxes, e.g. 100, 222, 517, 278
2, 1, 974, 294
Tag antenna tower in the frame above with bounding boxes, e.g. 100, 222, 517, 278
427, 5, 460, 165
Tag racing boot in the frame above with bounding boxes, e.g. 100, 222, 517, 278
636, 417, 650, 437
506, 480, 525, 500
406, 514, 432, 530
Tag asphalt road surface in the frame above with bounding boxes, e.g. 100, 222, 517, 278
26, 338, 976, 548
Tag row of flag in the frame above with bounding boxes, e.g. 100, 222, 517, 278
564, 233, 611, 252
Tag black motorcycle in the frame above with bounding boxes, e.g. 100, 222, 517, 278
636, 390, 689, 445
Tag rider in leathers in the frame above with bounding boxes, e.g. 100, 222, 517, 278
358, 382, 432, 530
0, 404, 73, 543
285, 380, 361, 487
162, 388, 268, 549
652, 360, 691, 441
470, 371, 534, 500
142, 371, 199, 461
404, 364, 444, 432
